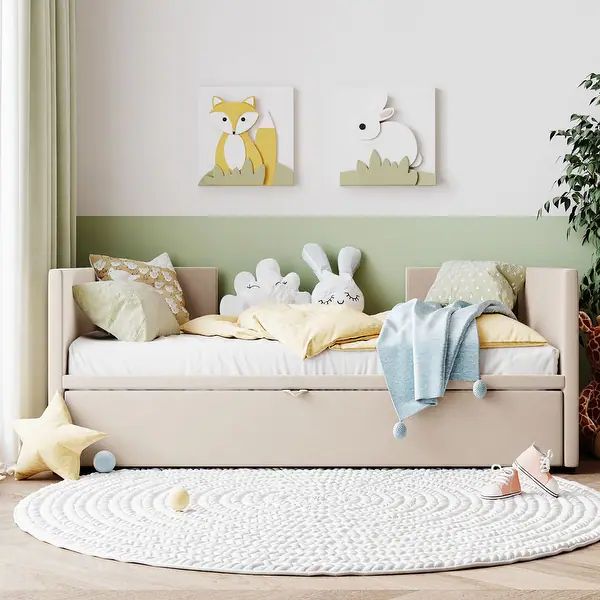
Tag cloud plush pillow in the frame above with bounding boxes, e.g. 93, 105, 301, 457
425, 261, 525, 309
220, 258, 311, 317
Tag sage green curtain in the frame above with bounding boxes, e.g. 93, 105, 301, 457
0, 0, 76, 464
29, 0, 77, 268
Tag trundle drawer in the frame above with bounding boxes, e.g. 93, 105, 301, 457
66, 390, 563, 467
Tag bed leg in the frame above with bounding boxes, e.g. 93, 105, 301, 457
556, 466, 577, 475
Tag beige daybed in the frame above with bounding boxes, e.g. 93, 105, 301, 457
48, 266, 579, 468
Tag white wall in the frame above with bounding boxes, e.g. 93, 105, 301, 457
76, 0, 600, 216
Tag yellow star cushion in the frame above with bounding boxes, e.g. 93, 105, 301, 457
13, 392, 106, 480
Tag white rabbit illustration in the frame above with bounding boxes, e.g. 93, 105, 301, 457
219, 258, 311, 316
342, 88, 421, 170
302, 243, 364, 312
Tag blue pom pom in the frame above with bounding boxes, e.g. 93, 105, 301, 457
93, 450, 116, 473
473, 379, 487, 399
393, 421, 407, 439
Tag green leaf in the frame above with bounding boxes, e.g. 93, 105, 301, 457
397, 156, 410, 174
368, 150, 382, 169
540, 72, 600, 313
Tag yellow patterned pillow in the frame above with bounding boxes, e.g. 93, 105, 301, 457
89, 254, 189, 325
476, 314, 547, 348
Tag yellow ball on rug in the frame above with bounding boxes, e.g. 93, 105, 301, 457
167, 486, 190, 511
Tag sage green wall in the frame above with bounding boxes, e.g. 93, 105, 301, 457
77, 217, 589, 314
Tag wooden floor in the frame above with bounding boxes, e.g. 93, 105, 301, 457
2, 462, 600, 600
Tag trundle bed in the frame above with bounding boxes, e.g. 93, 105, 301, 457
48, 266, 579, 468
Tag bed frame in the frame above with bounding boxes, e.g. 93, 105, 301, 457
48, 266, 579, 468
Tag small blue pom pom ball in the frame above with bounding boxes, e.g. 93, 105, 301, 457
93, 450, 116, 473
393, 421, 407, 439
473, 379, 487, 399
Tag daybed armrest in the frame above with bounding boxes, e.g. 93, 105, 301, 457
405, 266, 580, 467
48, 268, 96, 398
48, 266, 219, 397
518, 268, 579, 467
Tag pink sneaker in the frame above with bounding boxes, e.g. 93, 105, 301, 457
513, 443, 559, 498
480, 464, 522, 500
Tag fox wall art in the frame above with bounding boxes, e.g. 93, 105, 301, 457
337, 87, 436, 186
198, 87, 294, 186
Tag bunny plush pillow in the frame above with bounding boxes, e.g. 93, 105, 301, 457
220, 258, 311, 316
302, 243, 365, 312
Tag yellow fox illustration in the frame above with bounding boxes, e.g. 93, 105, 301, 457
210, 96, 277, 185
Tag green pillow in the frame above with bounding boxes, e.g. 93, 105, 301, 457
425, 261, 526, 309
73, 281, 180, 342
496, 262, 527, 298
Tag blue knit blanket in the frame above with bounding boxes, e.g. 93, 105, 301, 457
377, 299, 515, 438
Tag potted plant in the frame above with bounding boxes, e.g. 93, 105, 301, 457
540, 73, 600, 313
540, 73, 600, 454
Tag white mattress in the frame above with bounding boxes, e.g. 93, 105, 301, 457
68, 332, 559, 377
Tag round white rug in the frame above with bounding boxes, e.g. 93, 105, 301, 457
13, 468, 600, 575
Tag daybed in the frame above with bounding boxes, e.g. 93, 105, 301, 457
48, 266, 579, 468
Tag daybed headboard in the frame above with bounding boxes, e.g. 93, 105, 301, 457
405, 266, 580, 467
48, 267, 218, 398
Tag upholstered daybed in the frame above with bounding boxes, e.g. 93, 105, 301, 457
48, 266, 579, 468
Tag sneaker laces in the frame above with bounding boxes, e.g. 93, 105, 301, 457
539, 449, 553, 473
490, 464, 514, 485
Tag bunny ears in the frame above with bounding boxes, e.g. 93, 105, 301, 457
302, 243, 362, 281
302, 243, 365, 312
